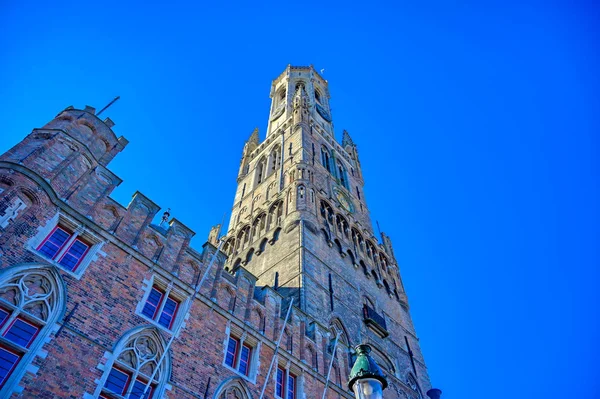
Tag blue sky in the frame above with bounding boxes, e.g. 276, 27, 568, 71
1, 1, 598, 398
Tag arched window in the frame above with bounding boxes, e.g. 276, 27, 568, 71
245, 248, 254, 264
0, 265, 65, 395
320, 147, 330, 172
278, 89, 286, 104
320, 201, 334, 224
267, 201, 283, 230
369, 345, 397, 377
222, 238, 236, 256
258, 238, 268, 254
251, 214, 266, 241
214, 377, 253, 399
315, 89, 322, 104
255, 157, 267, 186
383, 280, 392, 296
271, 228, 281, 244
96, 327, 170, 399
267, 145, 281, 175
337, 161, 349, 189
406, 373, 423, 398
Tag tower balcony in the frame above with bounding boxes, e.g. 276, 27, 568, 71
362, 304, 389, 338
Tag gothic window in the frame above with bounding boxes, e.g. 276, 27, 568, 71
258, 238, 268, 254
223, 238, 236, 256
320, 201, 334, 224
406, 373, 423, 398
37, 226, 90, 272
215, 378, 252, 399
361, 261, 369, 277
320, 147, 330, 172
383, 280, 392, 296
271, 228, 281, 244
97, 328, 169, 399
297, 185, 305, 206
29, 213, 103, 278
371, 270, 379, 281
278, 89, 286, 105
268, 145, 281, 174
255, 157, 267, 186
0, 266, 64, 394
314, 89, 322, 104
276, 366, 297, 399
251, 214, 266, 240
224, 336, 252, 376
337, 161, 349, 190
267, 201, 283, 230
236, 226, 250, 250
245, 249, 254, 264
368, 345, 396, 377
138, 280, 183, 331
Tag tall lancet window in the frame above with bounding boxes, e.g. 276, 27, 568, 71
321, 147, 330, 172
337, 161, 349, 190
255, 157, 266, 186
0, 265, 65, 395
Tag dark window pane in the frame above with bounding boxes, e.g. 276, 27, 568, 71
158, 297, 178, 328
239, 345, 251, 375
38, 228, 70, 259
104, 367, 129, 395
0, 347, 19, 387
142, 288, 163, 319
287, 375, 295, 399
0, 309, 9, 328
58, 240, 89, 271
276, 368, 284, 397
130, 379, 153, 399
3, 318, 39, 348
225, 337, 237, 367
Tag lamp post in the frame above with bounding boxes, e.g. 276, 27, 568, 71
347, 344, 388, 399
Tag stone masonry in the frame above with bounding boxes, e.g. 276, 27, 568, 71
0, 65, 437, 399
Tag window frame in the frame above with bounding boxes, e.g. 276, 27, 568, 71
0, 266, 64, 397
139, 284, 181, 331
2, 317, 40, 349
0, 345, 21, 389
275, 366, 297, 399
56, 237, 90, 271
222, 331, 258, 381
103, 364, 155, 399
28, 213, 104, 279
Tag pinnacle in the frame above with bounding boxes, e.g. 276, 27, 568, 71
342, 130, 355, 147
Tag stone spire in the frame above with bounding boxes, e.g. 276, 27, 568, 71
342, 130, 355, 147
247, 128, 259, 146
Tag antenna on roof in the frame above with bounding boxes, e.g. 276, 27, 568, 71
96, 96, 121, 117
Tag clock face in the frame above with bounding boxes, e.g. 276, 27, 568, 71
334, 187, 354, 213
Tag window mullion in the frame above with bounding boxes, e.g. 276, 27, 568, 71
123, 369, 139, 398
0, 311, 20, 336
155, 287, 170, 321
235, 337, 245, 370
55, 231, 79, 261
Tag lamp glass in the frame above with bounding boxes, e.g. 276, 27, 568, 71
352, 378, 383, 399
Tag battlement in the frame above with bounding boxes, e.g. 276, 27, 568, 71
47, 106, 128, 166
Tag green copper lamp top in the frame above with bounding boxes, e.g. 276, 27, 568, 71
347, 344, 388, 391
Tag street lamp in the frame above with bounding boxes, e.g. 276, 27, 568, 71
348, 344, 388, 399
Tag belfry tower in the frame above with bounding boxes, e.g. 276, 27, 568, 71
223, 65, 436, 397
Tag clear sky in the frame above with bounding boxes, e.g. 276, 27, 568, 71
1, 1, 598, 398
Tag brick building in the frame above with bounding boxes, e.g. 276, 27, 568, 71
0, 65, 440, 399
